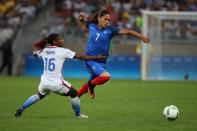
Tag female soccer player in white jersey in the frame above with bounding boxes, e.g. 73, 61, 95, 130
77, 10, 149, 99
15, 33, 106, 118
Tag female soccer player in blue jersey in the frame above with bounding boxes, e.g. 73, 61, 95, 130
77, 10, 150, 99
15, 33, 106, 118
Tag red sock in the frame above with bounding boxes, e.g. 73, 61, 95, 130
91, 76, 111, 86
77, 83, 88, 97
78, 76, 110, 97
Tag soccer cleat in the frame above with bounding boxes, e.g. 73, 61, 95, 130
88, 85, 95, 99
76, 113, 89, 119
15, 108, 24, 117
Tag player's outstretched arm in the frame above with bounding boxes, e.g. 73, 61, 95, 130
119, 28, 150, 43
74, 53, 107, 61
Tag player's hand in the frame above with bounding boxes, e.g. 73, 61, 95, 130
33, 51, 38, 57
78, 12, 86, 22
97, 55, 108, 61
142, 36, 150, 43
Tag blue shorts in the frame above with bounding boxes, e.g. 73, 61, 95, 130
85, 61, 107, 80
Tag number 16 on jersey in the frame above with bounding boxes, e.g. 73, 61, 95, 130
44, 58, 55, 71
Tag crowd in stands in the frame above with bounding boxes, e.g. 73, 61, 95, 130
0, 0, 48, 40
41, 0, 197, 38
0, 0, 48, 75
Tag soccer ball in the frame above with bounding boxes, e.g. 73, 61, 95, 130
163, 105, 179, 120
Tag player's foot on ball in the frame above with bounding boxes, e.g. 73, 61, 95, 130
15, 108, 23, 117
88, 85, 95, 99
77, 113, 89, 119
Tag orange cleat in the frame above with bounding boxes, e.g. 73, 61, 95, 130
88, 85, 95, 99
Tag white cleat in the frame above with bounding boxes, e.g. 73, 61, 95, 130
77, 113, 89, 119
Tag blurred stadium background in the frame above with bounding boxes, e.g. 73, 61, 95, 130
0, 0, 197, 80
0, 1, 197, 131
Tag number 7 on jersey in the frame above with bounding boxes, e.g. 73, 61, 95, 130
95, 33, 100, 41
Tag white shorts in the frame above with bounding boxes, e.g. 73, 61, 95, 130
38, 79, 72, 96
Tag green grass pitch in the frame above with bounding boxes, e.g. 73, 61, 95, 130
0, 77, 197, 131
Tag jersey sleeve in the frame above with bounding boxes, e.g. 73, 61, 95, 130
110, 26, 120, 36
61, 48, 76, 59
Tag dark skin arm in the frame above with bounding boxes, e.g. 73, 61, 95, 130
32, 51, 107, 61
74, 53, 107, 61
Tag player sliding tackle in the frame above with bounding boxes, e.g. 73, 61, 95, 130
15, 33, 107, 118
77, 10, 150, 99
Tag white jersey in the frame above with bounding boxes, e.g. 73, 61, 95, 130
36, 46, 75, 86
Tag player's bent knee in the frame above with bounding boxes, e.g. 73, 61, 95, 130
100, 72, 110, 77
105, 76, 111, 81
100, 72, 111, 81
90, 75, 111, 86
37, 92, 46, 99
66, 88, 78, 98
103, 76, 111, 83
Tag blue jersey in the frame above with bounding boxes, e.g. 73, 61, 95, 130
86, 22, 120, 57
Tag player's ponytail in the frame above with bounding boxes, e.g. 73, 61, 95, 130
88, 10, 110, 24
32, 33, 60, 50
32, 38, 47, 50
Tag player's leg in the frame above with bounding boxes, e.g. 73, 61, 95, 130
65, 87, 88, 118
15, 84, 47, 117
57, 81, 88, 118
78, 62, 111, 98
77, 74, 96, 97
87, 62, 111, 98
87, 71, 111, 99
90, 71, 111, 85
15, 92, 46, 117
